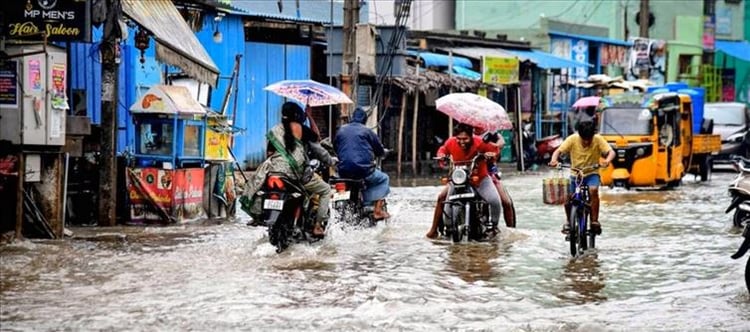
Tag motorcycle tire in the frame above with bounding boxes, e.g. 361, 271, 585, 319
452, 205, 465, 243
733, 209, 750, 229
269, 222, 289, 253
746, 256, 750, 295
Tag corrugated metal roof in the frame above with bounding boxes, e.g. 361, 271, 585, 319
407, 50, 474, 68
230, 0, 343, 24
438, 47, 516, 61
549, 31, 633, 47
506, 49, 592, 69
122, 0, 220, 86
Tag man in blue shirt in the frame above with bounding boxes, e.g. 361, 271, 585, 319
334, 107, 391, 220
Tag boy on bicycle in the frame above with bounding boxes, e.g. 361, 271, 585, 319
548, 121, 615, 235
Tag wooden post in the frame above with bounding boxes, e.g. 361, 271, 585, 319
15, 152, 24, 240
397, 93, 407, 178
98, 0, 120, 226
411, 90, 420, 177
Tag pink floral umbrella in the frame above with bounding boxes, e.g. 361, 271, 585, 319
572, 96, 601, 109
435, 93, 513, 131
264, 79, 353, 107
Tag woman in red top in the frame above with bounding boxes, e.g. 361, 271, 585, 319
425, 123, 503, 239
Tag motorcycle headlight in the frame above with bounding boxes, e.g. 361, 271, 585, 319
451, 168, 468, 185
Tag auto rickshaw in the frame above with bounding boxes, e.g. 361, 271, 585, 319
598, 92, 692, 189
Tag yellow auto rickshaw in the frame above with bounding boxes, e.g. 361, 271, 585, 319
598, 92, 693, 189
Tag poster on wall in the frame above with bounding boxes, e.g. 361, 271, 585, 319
482, 57, 520, 85
627, 37, 666, 86
0, 61, 18, 107
722, 69, 736, 102
51, 63, 68, 110
173, 168, 205, 222
28, 59, 41, 91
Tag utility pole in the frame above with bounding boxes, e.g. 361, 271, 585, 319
341, 0, 359, 118
639, 0, 649, 39
638, 0, 649, 79
702, 0, 716, 65
99, 0, 121, 226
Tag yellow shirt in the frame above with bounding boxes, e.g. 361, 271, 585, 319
558, 134, 612, 175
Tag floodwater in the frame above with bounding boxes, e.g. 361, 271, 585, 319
1, 170, 748, 331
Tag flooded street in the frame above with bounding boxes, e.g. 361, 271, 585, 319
1, 170, 748, 331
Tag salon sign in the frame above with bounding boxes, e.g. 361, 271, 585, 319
3, 0, 91, 42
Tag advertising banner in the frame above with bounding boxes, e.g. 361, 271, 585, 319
482, 57, 519, 85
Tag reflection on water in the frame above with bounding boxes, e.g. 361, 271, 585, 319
558, 254, 607, 305
1, 172, 748, 330
442, 241, 509, 283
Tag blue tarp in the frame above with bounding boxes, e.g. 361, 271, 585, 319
407, 50, 473, 69
716, 40, 750, 62
506, 49, 592, 69
445, 66, 481, 80
548, 31, 633, 47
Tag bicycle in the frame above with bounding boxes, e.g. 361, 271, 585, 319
558, 164, 600, 257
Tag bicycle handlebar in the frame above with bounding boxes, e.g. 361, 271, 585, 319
556, 164, 600, 175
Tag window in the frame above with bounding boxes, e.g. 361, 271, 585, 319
678, 55, 693, 75
183, 124, 202, 157
138, 122, 174, 155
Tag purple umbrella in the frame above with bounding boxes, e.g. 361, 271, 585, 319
264, 80, 353, 107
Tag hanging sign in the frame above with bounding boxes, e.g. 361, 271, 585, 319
482, 56, 519, 85
3, 0, 91, 42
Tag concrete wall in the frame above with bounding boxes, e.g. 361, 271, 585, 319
368, 0, 454, 30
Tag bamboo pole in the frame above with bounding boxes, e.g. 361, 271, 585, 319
397, 93, 407, 178
412, 90, 420, 177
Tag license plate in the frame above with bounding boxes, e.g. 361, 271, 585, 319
448, 192, 474, 200
263, 199, 284, 210
332, 191, 351, 201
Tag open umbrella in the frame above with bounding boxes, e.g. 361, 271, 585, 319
572, 96, 601, 109
435, 93, 512, 131
264, 79, 353, 107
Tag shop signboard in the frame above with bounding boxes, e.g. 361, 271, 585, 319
3, 0, 91, 42
482, 56, 519, 85
0, 61, 18, 107
173, 168, 204, 222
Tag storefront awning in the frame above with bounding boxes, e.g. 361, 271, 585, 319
122, 0, 219, 86
407, 50, 473, 69
716, 40, 750, 62
438, 47, 517, 61
446, 66, 481, 80
506, 49, 592, 69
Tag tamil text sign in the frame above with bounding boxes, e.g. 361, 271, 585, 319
3, 0, 90, 42
482, 57, 519, 85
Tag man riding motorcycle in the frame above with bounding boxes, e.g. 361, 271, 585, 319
425, 123, 503, 239
242, 102, 333, 237
333, 107, 391, 220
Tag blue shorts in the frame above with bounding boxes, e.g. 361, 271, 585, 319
569, 174, 601, 195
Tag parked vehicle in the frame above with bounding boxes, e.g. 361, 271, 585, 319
598, 92, 720, 188
727, 155, 750, 294
436, 153, 495, 243
519, 122, 563, 171
726, 155, 750, 229
704, 102, 750, 163
253, 160, 324, 253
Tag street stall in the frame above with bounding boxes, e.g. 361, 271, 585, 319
126, 85, 206, 224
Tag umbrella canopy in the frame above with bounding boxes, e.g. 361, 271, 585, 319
264, 79, 354, 107
572, 96, 601, 109
435, 93, 513, 131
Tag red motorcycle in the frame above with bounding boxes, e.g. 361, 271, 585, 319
519, 123, 563, 170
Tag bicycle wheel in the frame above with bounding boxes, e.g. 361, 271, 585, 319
568, 205, 579, 257
578, 208, 588, 253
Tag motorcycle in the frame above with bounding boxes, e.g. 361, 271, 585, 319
519, 122, 563, 171
436, 153, 494, 243
253, 159, 324, 253
726, 155, 750, 294
726, 155, 750, 229
328, 149, 391, 227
